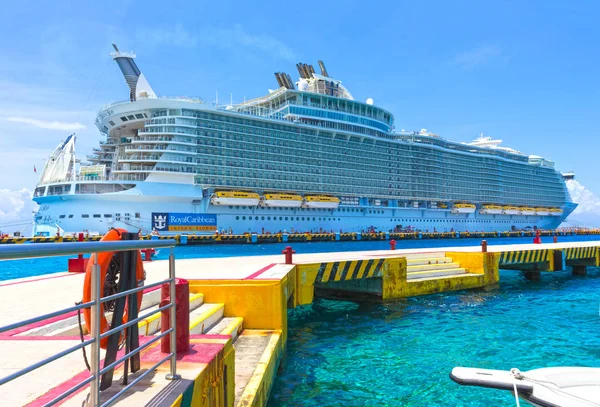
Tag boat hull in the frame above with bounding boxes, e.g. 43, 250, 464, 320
480, 209, 503, 215
260, 199, 303, 208
211, 197, 260, 206
32, 183, 572, 236
302, 202, 340, 209
503, 210, 521, 215
451, 208, 476, 214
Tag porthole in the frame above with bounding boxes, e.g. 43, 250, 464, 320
267, 217, 271, 220
280, 217, 283, 220
242, 216, 246, 220
236, 216, 240, 220
285, 217, 288, 220
261, 216, 265, 220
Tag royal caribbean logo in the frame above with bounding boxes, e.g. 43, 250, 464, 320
151, 212, 217, 232
152, 212, 168, 231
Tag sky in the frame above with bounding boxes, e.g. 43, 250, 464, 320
1, 0, 600, 233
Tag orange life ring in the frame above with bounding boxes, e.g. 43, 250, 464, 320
83, 228, 145, 349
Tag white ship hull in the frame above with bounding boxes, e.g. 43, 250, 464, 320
211, 197, 260, 206
32, 183, 575, 236
260, 199, 303, 208
302, 201, 340, 209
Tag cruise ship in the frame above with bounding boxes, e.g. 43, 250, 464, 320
32, 45, 576, 235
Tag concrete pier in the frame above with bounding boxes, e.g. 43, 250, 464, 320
1, 240, 600, 406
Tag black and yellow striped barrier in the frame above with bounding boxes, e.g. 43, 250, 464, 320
499, 249, 550, 266
564, 246, 598, 260
314, 259, 386, 283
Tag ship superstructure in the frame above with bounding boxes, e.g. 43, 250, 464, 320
32, 46, 576, 235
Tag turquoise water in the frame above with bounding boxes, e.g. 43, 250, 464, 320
268, 269, 600, 406
1, 234, 598, 282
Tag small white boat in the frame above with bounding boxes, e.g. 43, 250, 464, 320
520, 207, 536, 216
260, 193, 303, 208
535, 207, 550, 216
503, 206, 521, 215
451, 203, 476, 214
480, 205, 503, 215
211, 191, 260, 206
302, 195, 340, 209
451, 366, 600, 406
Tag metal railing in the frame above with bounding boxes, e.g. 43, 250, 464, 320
0, 239, 180, 406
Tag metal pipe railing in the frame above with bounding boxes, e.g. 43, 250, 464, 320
0, 239, 180, 406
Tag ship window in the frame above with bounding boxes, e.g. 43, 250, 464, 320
285, 217, 288, 221
68, 215, 73, 218
104, 214, 112, 218
120, 116, 128, 122
127, 115, 135, 120
242, 216, 246, 220
143, 113, 148, 118
267, 217, 271, 220
135, 114, 144, 119
135, 213, 140, 218
93, 214, 101, 218
261, 216, 265, 220
109, 121, 115, 126
236, 216, 240, 220
59, 215, 66, 219
82, 214, 89, 218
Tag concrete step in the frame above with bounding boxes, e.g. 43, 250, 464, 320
29, 291, 204, 337
189, 303, 225, 334
407, 257, 453, 266
407, 268, 468, 280
206, 317, 244, 341
233, 330, 281, 407
139, 293, 205, 336
407, 262, 462, 273
406, 271, 480, 283
403, 252, 447, 260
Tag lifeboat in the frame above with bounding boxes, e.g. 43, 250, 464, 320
535, 207, 550, 216
479, 205, 503, 215
211, 190, 260, 206
503, 206, 521, 215
438, 203, 448, 209
549, 208, 564, 216
302, 195, 340, 209
520, 207, 536, 216
260, 193, 303, 208
451, 203, 476, 214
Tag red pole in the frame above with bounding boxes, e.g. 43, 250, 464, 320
161, 278, 190, 354
481, 240, 488, 252
282, 246, 296, 264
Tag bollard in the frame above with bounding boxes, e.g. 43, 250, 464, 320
142, 248, 154, 261
553, 235, 558, 243
390, 239, 396, 250
534, 230, 541, 244
68, 233, 88, 272
481, 240, 487, 253
161, 278, 190, 354
282, 246, 296, 264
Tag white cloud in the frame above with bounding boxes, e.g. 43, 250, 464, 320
0, 188, 37, 236
137, 23, 297, 61
452, 45, 505, 69
4, 116, 86, 131
563, 179, 600, 227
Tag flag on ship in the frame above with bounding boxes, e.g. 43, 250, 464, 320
33, 165, 37, 173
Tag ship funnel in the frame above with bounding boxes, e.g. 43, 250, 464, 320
274, 72, 285, 88
318, 60, 329, 77
110, 44, 156, 101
